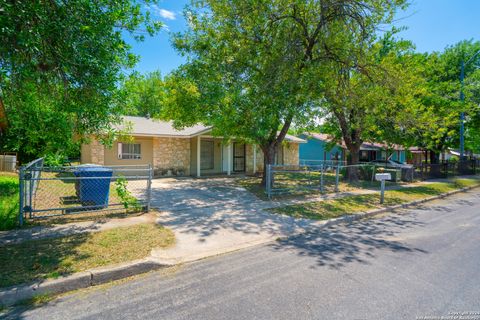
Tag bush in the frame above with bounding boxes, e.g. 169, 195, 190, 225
44, 152, 68, 167
341, 166, 375, 181
114, 177, 142, 211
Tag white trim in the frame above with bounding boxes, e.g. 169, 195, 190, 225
117, 142, 122, 159
197, 136, 201, 177
227, 143, 232, 176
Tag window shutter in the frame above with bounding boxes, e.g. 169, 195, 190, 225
118, 143, 122, 159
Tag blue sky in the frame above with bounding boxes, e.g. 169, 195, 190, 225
125, 0, 480, 75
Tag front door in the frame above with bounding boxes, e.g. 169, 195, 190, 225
233, 142, 246, 172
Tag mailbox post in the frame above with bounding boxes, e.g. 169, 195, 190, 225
375, 172, 391, 204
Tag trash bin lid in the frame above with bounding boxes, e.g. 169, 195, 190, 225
74, 164, 113, 173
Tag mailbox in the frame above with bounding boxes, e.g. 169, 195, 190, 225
375, 173, 391, 181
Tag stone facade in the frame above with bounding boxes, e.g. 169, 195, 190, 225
245, 144, 264, 174
153, 137, 191, 176
245, 143, 299, 174
282, 143, 299, 165
90, 139, 105, 165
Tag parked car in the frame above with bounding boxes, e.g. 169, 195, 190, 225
369, 159, 413, 169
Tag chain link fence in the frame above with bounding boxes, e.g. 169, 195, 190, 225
19, 159, 152, 224
265, 163, 384, 198
414, 160, 478, 180
265, 159, 479, 199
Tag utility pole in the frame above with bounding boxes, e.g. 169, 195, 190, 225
460, 60, 465, 159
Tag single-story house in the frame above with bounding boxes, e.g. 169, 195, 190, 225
299, 133, 407, 164
358, 142, 406, 163
408, 147, 479, 165
299, 133, 345, 163
81, 116, 306, 177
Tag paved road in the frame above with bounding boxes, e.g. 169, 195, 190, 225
6, 191, 480, 320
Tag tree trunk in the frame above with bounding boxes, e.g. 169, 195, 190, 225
428, 149, 442, 177
347, 145, 361, 181
260, 143, 277, 187
429, 150, 439, 164
260, 115, 293, 188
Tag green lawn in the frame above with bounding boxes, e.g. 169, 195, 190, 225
0, 223, 175, 288
269, 178, 480, 220
0, 173, 19, 230
0, 171, 145, 228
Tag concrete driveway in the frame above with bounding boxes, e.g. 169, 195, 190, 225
149, 177, 262, 212
149, 177, 313, 263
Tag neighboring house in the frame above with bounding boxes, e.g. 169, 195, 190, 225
443, 148, 480, 161
81, 116, 306, 177
299, 133, 345, 163
358, 142, 406, 163
409, 148, 480, 165
299, 133, 407, 164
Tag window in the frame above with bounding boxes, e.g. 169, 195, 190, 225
118, 143, 141, 160
200, 140, 214, 170
360, 150, 369, 162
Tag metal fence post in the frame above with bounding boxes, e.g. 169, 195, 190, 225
335, 165, 340, 192
145, 164, 153, 212
18, 166, 24, 226
380, 179, 386, 204
28, 172, 33, 219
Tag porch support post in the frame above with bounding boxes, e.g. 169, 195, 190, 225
253, 144, 257, 174
197, 136, 201, 177
227, 142, 232, 176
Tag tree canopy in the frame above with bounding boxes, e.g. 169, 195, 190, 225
404, 40, 480, 161
0, 0, 162, 161
155, 0, 407, 184
122, 71, 166, 117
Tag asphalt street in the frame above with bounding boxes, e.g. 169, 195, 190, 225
5, 190, 480, 320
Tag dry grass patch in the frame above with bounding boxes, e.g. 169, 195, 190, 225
237, 175, 400, 200
0, 223, 174, 288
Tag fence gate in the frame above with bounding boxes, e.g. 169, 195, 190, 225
19, 159, 153, 224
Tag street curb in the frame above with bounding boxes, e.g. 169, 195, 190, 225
0, 258, 174, 306
1, 183, 478, 307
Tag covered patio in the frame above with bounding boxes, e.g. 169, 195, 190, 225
191, 133, 261, 178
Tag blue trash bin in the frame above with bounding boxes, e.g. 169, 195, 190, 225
74, 165, 113, 208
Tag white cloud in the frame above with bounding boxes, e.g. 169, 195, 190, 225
145, 4, 176, 21
158, 9, 176, 20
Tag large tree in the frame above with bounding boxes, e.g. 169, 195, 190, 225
406, 40, 480, 163
0, 0, 162, 161
320, 32, 421, 180
122, 71, 166, 117
159, 0, 406, 185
